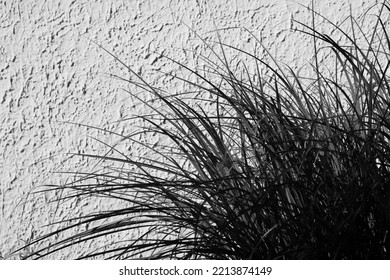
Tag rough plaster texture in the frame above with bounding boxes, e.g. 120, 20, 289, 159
0, 0, 378, 259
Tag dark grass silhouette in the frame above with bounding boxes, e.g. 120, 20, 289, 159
18, 1, 390, 259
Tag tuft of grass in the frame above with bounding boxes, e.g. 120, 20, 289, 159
18, 1, 390, 259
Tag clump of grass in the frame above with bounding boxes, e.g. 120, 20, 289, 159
19, 1, 390, 259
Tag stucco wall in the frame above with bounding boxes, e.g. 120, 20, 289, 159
0, 0, 377, 259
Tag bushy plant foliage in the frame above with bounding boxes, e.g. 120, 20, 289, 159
19, 2, 390, 259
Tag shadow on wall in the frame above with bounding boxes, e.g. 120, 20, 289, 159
3, 0, 390, 259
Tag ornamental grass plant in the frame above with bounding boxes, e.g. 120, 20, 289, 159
18, 1, 390, 259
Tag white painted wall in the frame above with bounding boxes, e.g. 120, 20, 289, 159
0, 0, 378, 259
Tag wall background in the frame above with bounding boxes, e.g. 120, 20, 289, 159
0, 0, 378, 259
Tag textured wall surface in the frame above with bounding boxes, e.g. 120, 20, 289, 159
0, 0, 377, 259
